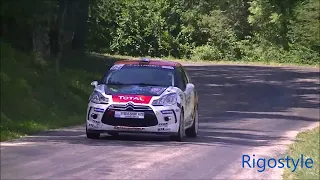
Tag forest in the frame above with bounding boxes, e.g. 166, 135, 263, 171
2, 0, 319, 65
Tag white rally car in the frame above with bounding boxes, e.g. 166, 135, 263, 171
86, 58, 199, 141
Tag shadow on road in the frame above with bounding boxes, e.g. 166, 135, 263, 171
13, 65, 319, 148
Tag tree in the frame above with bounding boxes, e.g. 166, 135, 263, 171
72, 0, 90, 51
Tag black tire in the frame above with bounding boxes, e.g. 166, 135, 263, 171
86, 127, 100, 139
185, 107, 198, 138
171, 112, 184, 142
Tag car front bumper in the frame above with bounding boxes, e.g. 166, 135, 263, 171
86, 102, 181, 135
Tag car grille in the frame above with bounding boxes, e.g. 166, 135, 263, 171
108, 103, 152, 111
101, 103, 158, 127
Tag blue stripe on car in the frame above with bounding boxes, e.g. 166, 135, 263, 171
94, 108, 104, 113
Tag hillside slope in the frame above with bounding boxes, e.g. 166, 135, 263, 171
0, 43, 117, 141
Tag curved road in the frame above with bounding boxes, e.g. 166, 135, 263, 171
1, 64, 319, 179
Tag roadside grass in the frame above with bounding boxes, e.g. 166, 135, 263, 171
282, 126, 320, 180
0, 43, 120, 141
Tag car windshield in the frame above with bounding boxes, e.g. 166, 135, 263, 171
102, 65, 175, 87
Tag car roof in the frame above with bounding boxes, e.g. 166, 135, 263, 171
114, 59, 182, 67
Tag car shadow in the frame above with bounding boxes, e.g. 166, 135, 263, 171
15, 126, 292, 148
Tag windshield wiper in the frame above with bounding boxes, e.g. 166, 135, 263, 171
117, 83, 163, 86
107, 82, 165, 86
134, 83, 164, 86
106, 82, 126, 85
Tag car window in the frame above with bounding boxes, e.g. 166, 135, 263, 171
102, 65, 175, 87
176, 67, 188, 90
181, 67, 191, 83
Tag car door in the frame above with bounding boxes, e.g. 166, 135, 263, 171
177, 67, 192, 124
181, 67, 195, 124
183, 67, 196, 109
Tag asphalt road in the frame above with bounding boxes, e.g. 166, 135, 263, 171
1, 64, 319, 179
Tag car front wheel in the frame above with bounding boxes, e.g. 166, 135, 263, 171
185, 107, 198, 137
171, 112, 185, 142
86, 126, 100, 139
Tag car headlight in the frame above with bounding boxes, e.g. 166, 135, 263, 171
152, 93, 177, 106
89, 91, 109, 104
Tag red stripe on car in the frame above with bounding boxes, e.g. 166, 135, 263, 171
112, 95, 153, 104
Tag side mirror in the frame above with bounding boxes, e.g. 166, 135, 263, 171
91, 81, 98, 87
186, 83, 194, 92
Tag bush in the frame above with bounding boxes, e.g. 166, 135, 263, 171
238, 36, 284, 63
237, 35, 319, 65
286, 44, 320, 65
190, 45, 223, 61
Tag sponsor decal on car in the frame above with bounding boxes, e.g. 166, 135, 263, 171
110, 64, 124, 70
92, 119, 100, 124
130, 86, 149, 94
128, 64, 161, 68
88, 123, 100, 129
150, 87, 164, 93
106, 85, 167, 96
158, 127, 171, 131
161, 110, 173, 114
158, 123, 168, 127
94, 108, 105, 113
114, 126, 145, 130
161, 66, 174, 69
110, 87, 118, 92
112, 95, 152, 104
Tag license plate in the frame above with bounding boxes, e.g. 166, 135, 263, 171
114, 111, 144, 119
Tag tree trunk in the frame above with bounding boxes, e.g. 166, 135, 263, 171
51, 0, 67, 75
72, 0, 89, 51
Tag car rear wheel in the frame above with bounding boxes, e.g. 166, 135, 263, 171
185, 107, 198, 137
86, 126, 100, 139
171, 112, 185, 142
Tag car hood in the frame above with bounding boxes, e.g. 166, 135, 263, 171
99, 84, 169, 96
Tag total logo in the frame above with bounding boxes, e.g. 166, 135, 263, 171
112, 95, 153, 104
119, 96, 144, 101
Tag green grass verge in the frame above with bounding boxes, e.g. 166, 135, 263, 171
0, 43, 120, 141
282, 126, 320, 180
